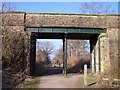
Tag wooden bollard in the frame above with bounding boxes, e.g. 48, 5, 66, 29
84, 64, 87, 86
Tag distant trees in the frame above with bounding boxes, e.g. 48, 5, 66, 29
67, 40, 89, 58
52, 47, 63, 67
36, 41, 55, 65
37, 41, 54, 55
52, 39, 90, 68
67, 39, 90, 67
80, 2, 115, 14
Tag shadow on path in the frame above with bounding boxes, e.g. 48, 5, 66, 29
34, 63, 63, 76
45, 67, 63, 76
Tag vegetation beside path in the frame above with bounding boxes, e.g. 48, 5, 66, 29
22, 66, 48, 89
75, 73, 97, 88
22, 77, 39, 89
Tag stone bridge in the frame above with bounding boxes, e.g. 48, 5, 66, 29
1, 12, 120, 78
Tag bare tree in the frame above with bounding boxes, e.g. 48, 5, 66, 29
67, 40, 88, 57
52, 47, 63, 67
1, 1, 16, 12
37, 41, 54, 55
80, 2, 115, 14
36, 41, 55, 64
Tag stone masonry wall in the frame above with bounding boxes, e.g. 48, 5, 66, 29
26, 13, 107, 28
106, 16, 119, 80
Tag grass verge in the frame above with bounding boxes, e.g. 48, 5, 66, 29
22, 77, 39, 89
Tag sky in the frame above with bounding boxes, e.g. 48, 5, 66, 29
9, 2, 119, 59
14, 2, 119, 14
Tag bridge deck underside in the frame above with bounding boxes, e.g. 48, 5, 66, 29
28, 27, 105, 39
29, 27, 105, 75
34, 33, 99, 40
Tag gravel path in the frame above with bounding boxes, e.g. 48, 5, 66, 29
38, 74, 84, 88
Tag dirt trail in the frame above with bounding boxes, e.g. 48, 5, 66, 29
38, 74, 84, 88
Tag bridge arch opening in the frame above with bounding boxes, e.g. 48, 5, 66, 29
35, 39, 63, 76
27, 27, 106, 76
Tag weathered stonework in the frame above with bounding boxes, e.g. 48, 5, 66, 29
2, 13, 25, 26
100, 33, 110, 73
1, 12, 120, 87
26, 13, 107, 28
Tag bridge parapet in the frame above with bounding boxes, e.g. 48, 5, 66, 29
26, 13, 107, 28
1, 12, 119, 29
2, 12, 25, 26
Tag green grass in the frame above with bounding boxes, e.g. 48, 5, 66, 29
87, 73, 96, 78
22, 77, 39, 90
22, 66, 49, 89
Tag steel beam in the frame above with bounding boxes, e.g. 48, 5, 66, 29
94, 43, 96, 73
98, 36, 101, 73
30, 35, 36, 76
26, 28, 106, 34
63, 34, 67, 75
63, 38, 65, 74
90, 40, 93, 72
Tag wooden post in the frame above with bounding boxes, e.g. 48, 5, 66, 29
84, 64, 87, 86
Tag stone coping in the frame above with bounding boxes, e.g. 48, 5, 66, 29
1, 12, 120, 16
